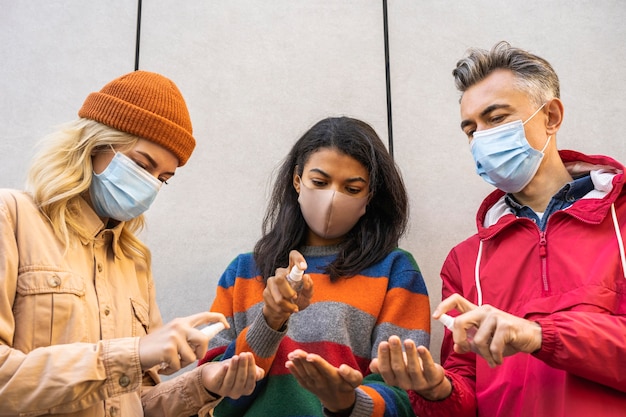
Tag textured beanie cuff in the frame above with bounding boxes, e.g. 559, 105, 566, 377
78, 71, 195, 166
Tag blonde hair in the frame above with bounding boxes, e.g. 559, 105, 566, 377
26, 118, 151, 266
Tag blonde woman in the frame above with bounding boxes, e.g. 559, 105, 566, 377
0, 71, 263, 416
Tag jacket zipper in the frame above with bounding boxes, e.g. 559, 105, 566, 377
539, 231, 550, 294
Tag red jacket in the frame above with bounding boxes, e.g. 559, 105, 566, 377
412, 150, 626, 416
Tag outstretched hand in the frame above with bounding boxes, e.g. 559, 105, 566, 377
286, 349, 362, 413
201, 352, 265, 399
434, 293, 542, 367
370, 336, 451, 401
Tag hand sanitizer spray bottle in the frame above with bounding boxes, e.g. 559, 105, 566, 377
438, 313, 478, 353
286, 264, 305, 292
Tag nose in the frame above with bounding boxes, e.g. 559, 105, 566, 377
474, 122, 490, 133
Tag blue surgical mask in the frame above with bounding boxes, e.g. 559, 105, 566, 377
470, 104, 550, 193
89, 150, 161, 221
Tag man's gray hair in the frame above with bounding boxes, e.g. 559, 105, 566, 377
452, 41, 560, 106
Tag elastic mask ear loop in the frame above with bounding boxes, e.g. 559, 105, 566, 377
540, 135, 552, 153
523, 103, 551, 154
522, 103, 547, 126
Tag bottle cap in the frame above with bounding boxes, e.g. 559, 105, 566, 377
288, 265, 304, 282
438, 313, 455, 331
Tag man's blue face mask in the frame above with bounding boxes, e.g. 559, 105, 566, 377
470, 103, 550, 193
89, 149, 162, 221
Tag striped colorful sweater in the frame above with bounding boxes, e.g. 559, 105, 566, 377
199, 247, 430, 417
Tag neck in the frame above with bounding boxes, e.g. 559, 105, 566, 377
512, 153, 572, 212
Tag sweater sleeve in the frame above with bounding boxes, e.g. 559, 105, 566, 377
197, 255, 286, 416
409, 247, 478, 417
354, 250, 431, 417
200, 255, 287, 372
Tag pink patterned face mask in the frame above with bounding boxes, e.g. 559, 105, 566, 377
297, 180, 368, 239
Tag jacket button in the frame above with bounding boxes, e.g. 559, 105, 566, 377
119, 375, 130, 387
48, 275, 61, 287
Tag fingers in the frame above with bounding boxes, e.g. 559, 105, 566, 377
201, 353, 265, 399
286, 349, 359, 411
266, 276, 299, 309
375, 336, 418, 390
141, 311, 229, 373
288, 249, 307, 273
433, 293, 478, 318
263, 260, 307, 329
286, 351, 332, 388
438, 302, 542, 367
221, 353, 261, 398
415, 345, 438, 383
337, 364, 363, 388
185, 311, 229, 329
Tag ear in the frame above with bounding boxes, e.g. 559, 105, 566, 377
293, 166, 301, 194
545, 98, 564, 136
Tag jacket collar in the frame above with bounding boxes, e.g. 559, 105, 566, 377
476, 150, 625, 237
77, 196, 124, 258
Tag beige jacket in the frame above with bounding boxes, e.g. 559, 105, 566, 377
0, 189, 219, 416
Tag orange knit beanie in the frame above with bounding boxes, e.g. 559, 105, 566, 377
78, 70, 195, 166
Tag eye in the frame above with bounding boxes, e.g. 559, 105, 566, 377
310, 178, 327, 187
132, 159, 148, 171
346, 187, 363, 195
490, 114, 506, 124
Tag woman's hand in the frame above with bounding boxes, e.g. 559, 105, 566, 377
201, 352, 265, 399
262, 250, 313, 330
286, 349, 362, 412
138, 311, 228, 374
370, 336, 451, 401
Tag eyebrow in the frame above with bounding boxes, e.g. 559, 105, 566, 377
460, 103, 512, 130
136, 151, 176, 177
308, 168, 367, 183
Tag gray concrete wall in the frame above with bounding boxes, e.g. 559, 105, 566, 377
2, 1, 625, 365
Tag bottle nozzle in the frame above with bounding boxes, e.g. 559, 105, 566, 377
438, 313, 478, 353
201, 322, 226, 339
286, 263, 305, 292
438, 313, 455, 331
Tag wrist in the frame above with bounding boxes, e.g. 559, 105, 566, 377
262, 307, 289, 331
323, 402, 355, 417
200, 364, 221, 399
420, 375, 452, 401
323, 391, 356, 416
530, 321, 543, 353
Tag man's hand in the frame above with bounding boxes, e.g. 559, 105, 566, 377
434, 293, 542, 367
